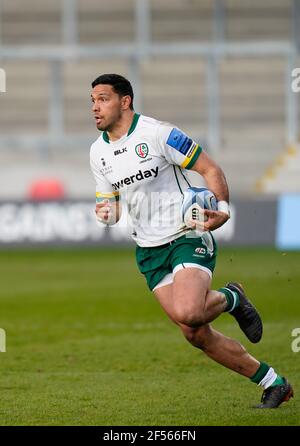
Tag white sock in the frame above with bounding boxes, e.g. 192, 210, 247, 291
259, 367, 277, 389
226, 289, 239, 313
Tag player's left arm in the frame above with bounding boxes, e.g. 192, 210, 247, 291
156, 124, 230, 231
190, 150, 230, 231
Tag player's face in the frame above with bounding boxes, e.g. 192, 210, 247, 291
91, 84, 123, 131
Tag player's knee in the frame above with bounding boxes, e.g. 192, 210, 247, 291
174, 308, 206, 327
183, 328, 202, 347
182, 325, 210, 350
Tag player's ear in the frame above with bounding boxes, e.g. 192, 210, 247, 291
121, 95, 132, 110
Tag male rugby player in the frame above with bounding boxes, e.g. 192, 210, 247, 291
90, 74, 293, 408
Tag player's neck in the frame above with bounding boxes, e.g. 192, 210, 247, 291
107, 111, 136, 142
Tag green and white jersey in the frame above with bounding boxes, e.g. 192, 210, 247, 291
90, 113, 202, 247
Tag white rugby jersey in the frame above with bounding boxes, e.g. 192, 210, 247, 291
90, 113, 202, 247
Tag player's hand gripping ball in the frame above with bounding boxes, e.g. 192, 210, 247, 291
181, 187, 218, 229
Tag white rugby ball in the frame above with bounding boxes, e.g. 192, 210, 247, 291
181, 187, 217, 227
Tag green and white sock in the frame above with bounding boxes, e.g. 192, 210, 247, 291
219, 287, 240, 313
250, 361, 285, 389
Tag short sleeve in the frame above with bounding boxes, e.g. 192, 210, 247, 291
90, 154, 120, 203
157, 123, 202, 170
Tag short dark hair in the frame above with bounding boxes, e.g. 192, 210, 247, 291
91, 73, 134, 110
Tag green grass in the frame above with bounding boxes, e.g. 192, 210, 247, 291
0, 247, 299, 426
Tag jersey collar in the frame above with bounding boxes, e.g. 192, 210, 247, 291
102, 113, 140, 144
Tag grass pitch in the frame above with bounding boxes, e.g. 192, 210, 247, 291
0, 247, 299, 426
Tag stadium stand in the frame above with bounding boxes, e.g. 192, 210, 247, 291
256, 143, 300, 194
0, 0, 62, 44
0, 0, 292, 44
0, 0, 298, 198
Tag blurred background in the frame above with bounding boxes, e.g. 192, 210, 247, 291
0, 0, 299, 248
0, 2, 300, 426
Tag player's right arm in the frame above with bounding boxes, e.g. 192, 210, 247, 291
90, 153, 121, 225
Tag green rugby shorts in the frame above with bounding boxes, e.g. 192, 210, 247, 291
136, 232, 217, 291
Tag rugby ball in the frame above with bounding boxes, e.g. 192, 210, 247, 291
181, 187, 217, 227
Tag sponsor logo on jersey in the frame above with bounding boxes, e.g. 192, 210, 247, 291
167, 128, 194, 156
114, 148, 127, 156
139, 157, 152, 164
100, 157, 113, 174
135, 143, 149, 158
112, 166, 159, 190
195, 247, 206, 255
186, 142, 198, 158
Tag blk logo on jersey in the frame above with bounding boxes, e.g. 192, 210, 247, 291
135, 143, 149, 158
114, 148, 127, 156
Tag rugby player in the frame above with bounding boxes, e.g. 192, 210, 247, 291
90, 73, 293, 408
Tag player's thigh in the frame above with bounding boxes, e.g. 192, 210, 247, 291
154, 280, 212, 348
154, 267, 211, 325
172, 267, 211, 323
154, 283, 179, 325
